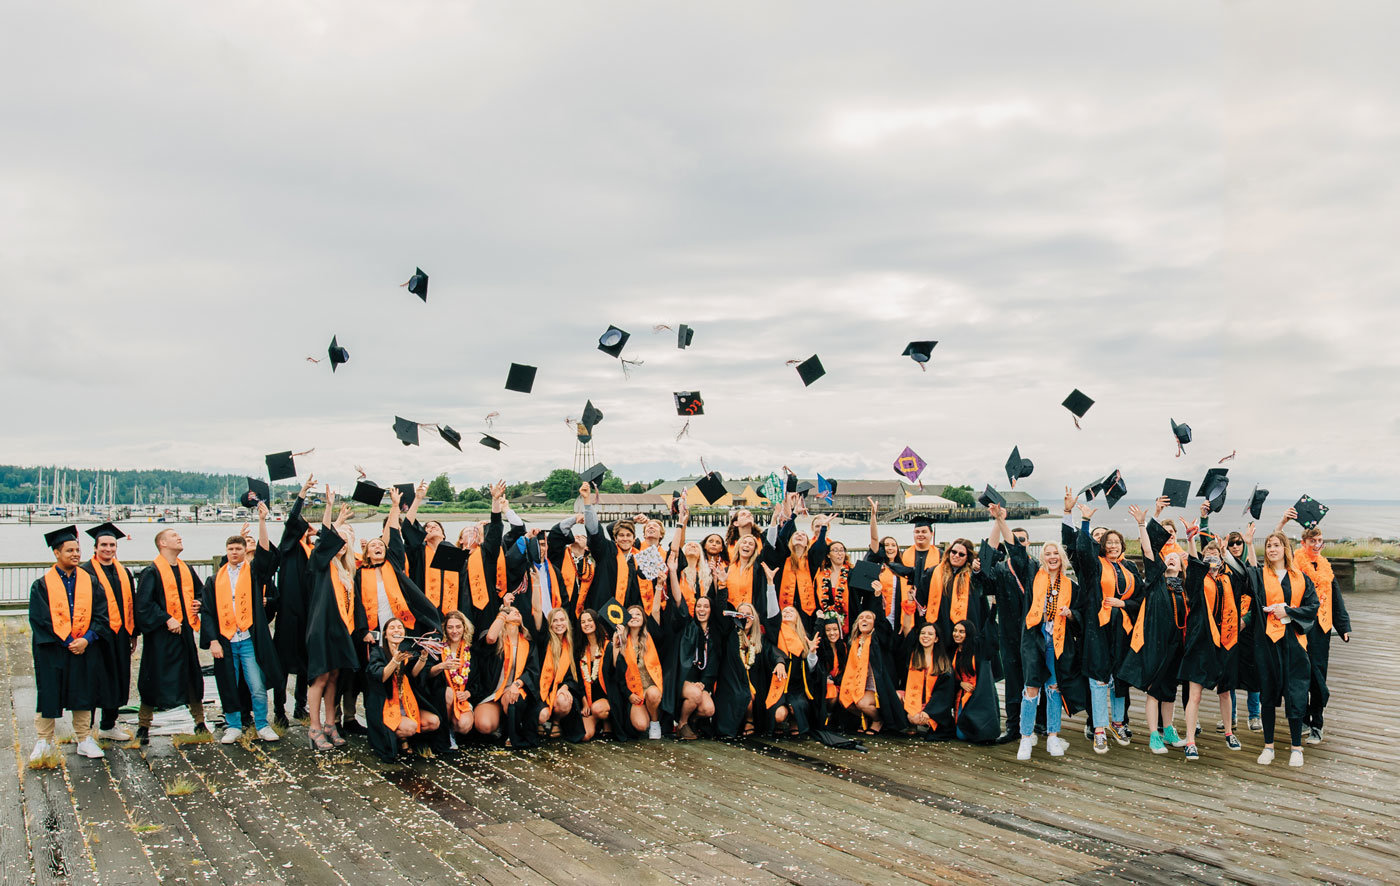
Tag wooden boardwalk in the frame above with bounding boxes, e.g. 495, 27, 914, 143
2, 592, 1396, 885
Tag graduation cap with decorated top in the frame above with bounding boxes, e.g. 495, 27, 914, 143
401, 267, 429, 301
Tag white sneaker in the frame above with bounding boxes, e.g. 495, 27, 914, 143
1305, 726, 1323, 745
76, 738, 105, 759
257, 727, 280, 742
29, 740, 52, 763
449, 733, 459, 751
1257, 747, 1275, 765
647, 721, 661, 740
98, 726, 133, 742
220, 727, 242, 745
1047, 736, 1069, 757
1016, 736, 1034, 761
1288, 748, 1304, 768
1030, 733, 1039, 748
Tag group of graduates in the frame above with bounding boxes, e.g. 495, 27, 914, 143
28, 474, 1350, 771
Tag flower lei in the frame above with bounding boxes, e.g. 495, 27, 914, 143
738, 634, 757, 668
581, 645, 602, 684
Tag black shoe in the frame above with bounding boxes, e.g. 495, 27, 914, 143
193, 722, 209, 735
995, 730, 1018, 745
274, 714, 290, 730
292, 706, 309, 720
340, 719, 367, 736
136, 726, 150, 746
1084, 724, 1093, 741
1033, 725, 1047, 737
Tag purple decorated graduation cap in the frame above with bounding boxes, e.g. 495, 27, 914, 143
893, 447, 926, 483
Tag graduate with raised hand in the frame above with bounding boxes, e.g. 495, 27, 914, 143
1244, 522, 1319, 767
869, 513, 942, 625
838, 608, 909, 736
271, 474, 317, 726
1013, 532, 1085, 762
584, 484, 644, 613
664, 539, 722, 740
547, 484, 599, 617
866, 499, 907, 629
461, 481, 513, 636
1117, 501, 1189, 755
402, 479, 463, 620
303, 488, 364, 751
1281, 508, 1351, 745
200, 503, 283, 744
365, 617, 441, 763
135, 526, 207, 743
771, 502, 829, 631
1069, 493, 1140, 754
30, 526, 112, 762
981, 504, 1033, 744
764, 604, 822, 737
83, 522, 137, 742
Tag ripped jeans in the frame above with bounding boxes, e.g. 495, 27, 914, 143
1020, 631, 1063, 736
1090, 677, 1127, 728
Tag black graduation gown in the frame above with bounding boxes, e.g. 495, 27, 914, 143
303, 531, 365, 680
769, 635, 823, 736
135, 559, 203, 710
471, 627, 542, 748
1014, 548, 1088, 716
602, 614, 670, 741
872, 545, 940, 626
1116, 523, 1187, 702
584, 525, 643, 615
927, 645, 1000, 743
1304, 562, 1350, 724
1073, 526, 1142, 684
365, 642, 438, 760
464, 513, 510, 638
1177, 556, 1246, 690
30, 568, 113, 717
1245, 566, 1319, 720
83, 558, 134, 709
842, 617, 910, 733
199, 549, 284, 718
660, 602, 721, 724
352, 529, 444, 639
711, 614, 775, 738
814, 636, 848, 729
979, 541, 1028, 696
272, 496, 313, 677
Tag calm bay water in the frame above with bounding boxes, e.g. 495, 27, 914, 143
2, 500, 1396, 562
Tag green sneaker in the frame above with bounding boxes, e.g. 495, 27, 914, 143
1149, 731, 1167, 754
1163, 725, 1187, 748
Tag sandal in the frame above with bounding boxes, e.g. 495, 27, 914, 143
308, 728, 334, 751
324, 725, 346, 747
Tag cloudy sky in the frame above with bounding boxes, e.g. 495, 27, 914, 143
2, 1, 1396, 501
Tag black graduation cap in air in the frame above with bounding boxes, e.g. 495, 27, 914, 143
1242, 485, 1269, 520
1102, 470, 1128, 509
44, 525, 79, 549
1171, 419, 1192, 454
695, 472, 726, 505
1062, 389, 1094, 427
351, 480, 386, 506
403, 267, 428, 302
393, 416, 420, 446
674, 391, 704, 416
242, 477, 271, 508
580, 463, 608, 487
1162, 478, 1191, 509
1004, 446, 1034, 487
394, 483, 417, 509
479, 434, 505, 451
677, 324, 694, 349
796, 481, 815, 495
1196, 468, 1229, 513
505, 363, 537, 394
86, 522, 127, 541
430, 543, 467, 573
1291, 495, 1329, 530
794, 355, 825, 387
265, 451, 298, 481
597, 326, 630, 358
328, 336, 349, 372
785, 472, 799, 495
848, 559, 884, 598
1078, 477, 1105, 502
581, 401, 604, 433
977, 485, 1007, 509
902, 341, 937, 365
438, 425, 462, 451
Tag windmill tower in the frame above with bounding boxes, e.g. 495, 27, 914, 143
573, 422, 595, 474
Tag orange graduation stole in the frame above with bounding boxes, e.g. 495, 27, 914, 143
213, 562, 256, 640
1026, 569, 1069, 658
838, 633, 874, 708
152, 557, 200, 631
1099, 557, 1136, 629
623, 632, 664, 699
423, 541, 461, 614
903, 662, 937, 719
927, 562, 971, 625
89, 558, 134, 634
44, 568, 93, 641
1203, 571, 1238, 650
675, 572, 698, 616
539, 637, 573, 708
490, 631, 531, 703
779, 555, 816, 615
952, 648, 977, 716
562, 551, 595, 616
1296, 549, 1334, 633
816, 565, 849, 618
1262, 567, 1306, 648
613, 547, 632, 604
359, 562, 415, 630
465, 548, 506, 610
878, 564, 897, 619
764, 621, 812, 708
328, 566, 355, 632
381, 661, 421, 731
727, 557, 757, 608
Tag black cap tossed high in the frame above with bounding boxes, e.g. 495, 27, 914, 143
794, 355, 825, 387
505, 363, 537, 394
674, 391, 704, 416
581, 400, 604, 432
242, 477, 271, 508
86, 522, 127, 541
393, 416, 420, 446
438, 425, 463, 451
1242, 484, 1269, 520
580, 463, 608, 486
677, 324, 694, 349
265, 451, 297, 482
1004, 446, 1034, 487
1195, 468, 1229, 511
328, 335, 349, 372
1161, 478, 1190, 509
977, 485, 1008, 509
394, 483, 417, 509
695, 471, 726, 504
1291, 494, 1329, 530
1102, 470, 1128, 509
902, 341, 937, 364
44, 525, 80, 550
351, 480, 386, 506
1171, 418, 1192, 448
598, 326, 630, 358
403, 267, 429, 302
1062, 389, 1094, 426
430, 543, 467, 572
479, 434, 505, 451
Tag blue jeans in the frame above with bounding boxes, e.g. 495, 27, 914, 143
1089, 678, 1128, 728
224, 638, 269, 730
1020, 630, 1063, 735
1229, 691, 1261, 720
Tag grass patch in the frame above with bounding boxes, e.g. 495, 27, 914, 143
164, 775, 198, 797
129, 818, 162, 834
171, 731, 215, 747
1321, 542, 1400, 559
27, 748, 63, 770
120, 739, 141, 750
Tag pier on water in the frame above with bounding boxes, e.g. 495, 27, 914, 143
0, 589, 1393, 884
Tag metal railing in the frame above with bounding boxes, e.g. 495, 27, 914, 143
0, 560, 215, 607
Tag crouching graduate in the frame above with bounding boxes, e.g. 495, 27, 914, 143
30, 526, 112, 762
610, 591, 669, 740
942, 619, 1000, 743
136, 527, 207, 744
83, 522, 137, 742
366, 617, 440, 762
663, 544, 721, 739
428, 610, 475, 741
765, 605, 823, 737
901, 622, 952, 738
839, 609, 908, 736
201, 503, 283, 744
473, 602, 541, 748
